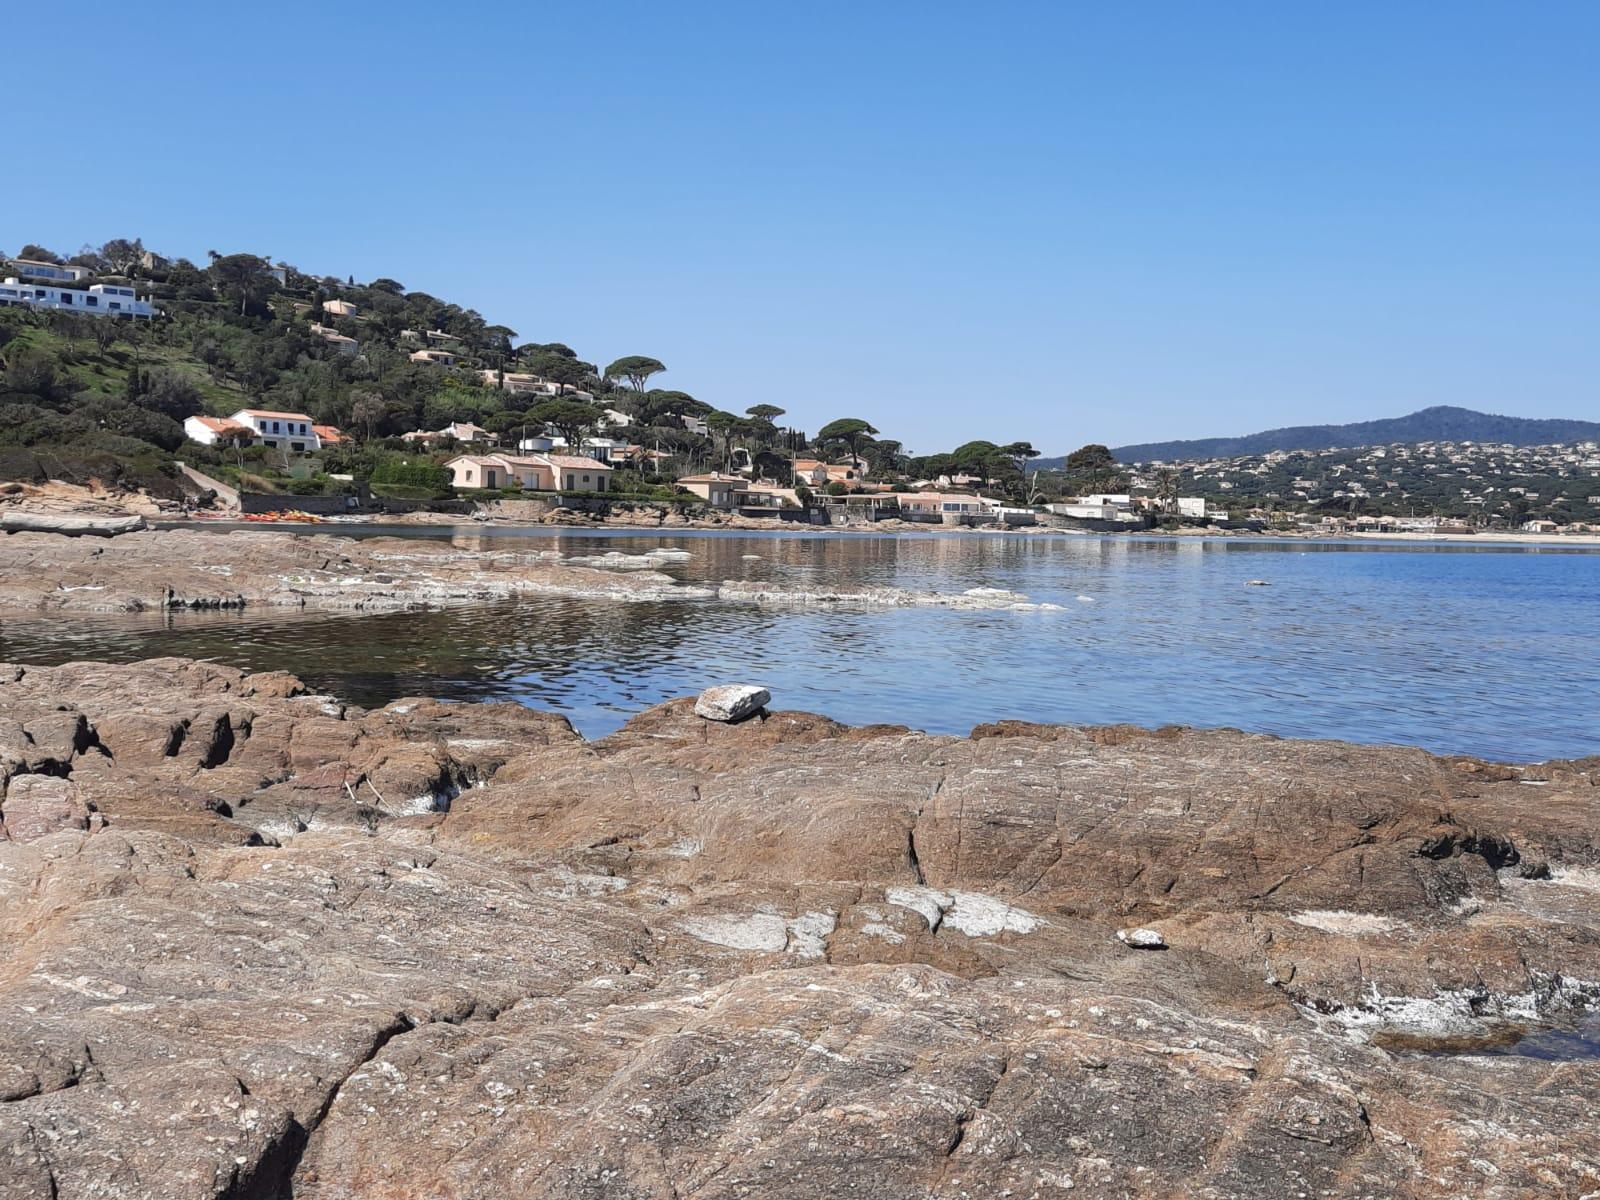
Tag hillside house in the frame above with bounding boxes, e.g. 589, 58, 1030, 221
402, 422, 495, 445
410, 348, 458, 366
6, 259, 90, 282
0, 279, 154, 318
308, 323, 358, 355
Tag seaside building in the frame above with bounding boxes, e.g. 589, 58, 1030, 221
677, 473, 794, 509
1047, 494, 1140, 523
183, 408, 329, 453
897, 492, 997, 517
445, 453, 613, 492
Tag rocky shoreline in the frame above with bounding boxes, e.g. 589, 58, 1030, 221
0, 528, 1062, 613
0, 658, 1596, 1197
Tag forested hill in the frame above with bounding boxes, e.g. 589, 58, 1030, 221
1093, 407, 1600, 464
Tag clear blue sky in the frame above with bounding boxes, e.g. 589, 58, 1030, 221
10, 1, 1597, 453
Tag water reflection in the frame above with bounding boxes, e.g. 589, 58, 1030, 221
4, 527, 1599, 761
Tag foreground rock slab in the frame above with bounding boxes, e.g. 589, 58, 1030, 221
0, 659, 1597, 1198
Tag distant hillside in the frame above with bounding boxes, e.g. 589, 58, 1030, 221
1050, 407, 1600, 467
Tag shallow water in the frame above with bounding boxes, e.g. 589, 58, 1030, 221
3, 526, 1598, 760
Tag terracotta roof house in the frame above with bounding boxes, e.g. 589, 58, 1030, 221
182, 415, 250, 445
312, 424, 346, 446
410, 348, 458, 366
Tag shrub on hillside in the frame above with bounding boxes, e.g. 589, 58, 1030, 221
370, 461, 451, 490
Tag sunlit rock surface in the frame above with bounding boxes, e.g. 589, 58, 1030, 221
0, 659, 1596, 1198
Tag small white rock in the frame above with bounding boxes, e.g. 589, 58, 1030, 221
694, 684, 771, 723
1117, 927, 1166, 949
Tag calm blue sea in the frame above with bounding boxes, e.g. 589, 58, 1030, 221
3, 528, 1596, 763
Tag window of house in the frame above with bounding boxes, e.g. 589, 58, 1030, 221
59, 293, 72, 305
264, 440, 277, 448
85, 296, 97, 306
290, 442, 305, 451
566, 475, 574, 489
272, 421, 281, 433
581, 475, 590, 484
109, 302, 120, 310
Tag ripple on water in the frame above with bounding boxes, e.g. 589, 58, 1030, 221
3, 527, 1599, 759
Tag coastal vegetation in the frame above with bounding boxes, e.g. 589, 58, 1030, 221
4, 239, 1598, 526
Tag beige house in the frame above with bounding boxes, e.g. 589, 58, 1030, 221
411, 348, 458, 366
678, 473, 794, 509
544, 455, 614, 492
308, 323, 359, 355
677, 472, 742, 507
793, 458, 865, 487
446, 454, 555, 491
445, 453, 613, 492
321, 298, 358, 317
897, 492, 994, 516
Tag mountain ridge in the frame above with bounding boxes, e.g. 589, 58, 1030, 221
1043, 406, 1600, 466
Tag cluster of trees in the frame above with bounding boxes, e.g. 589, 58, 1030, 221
3, 237, 1137, 507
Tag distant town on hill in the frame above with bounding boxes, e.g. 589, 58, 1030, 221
1060, 407, 1600, 466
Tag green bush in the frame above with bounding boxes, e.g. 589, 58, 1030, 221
370, 461, 451, 489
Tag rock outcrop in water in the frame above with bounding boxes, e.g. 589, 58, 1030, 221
0, 529, 1059, 613
0, 658, 1597, 1198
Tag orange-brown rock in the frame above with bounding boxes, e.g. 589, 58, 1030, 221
0, 660, 1596, 1199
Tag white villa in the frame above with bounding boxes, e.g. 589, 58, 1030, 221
0, 278, 155, 318
1047, 494, 1141, 523
445, 453, 613, 493
184, 408, 331, 453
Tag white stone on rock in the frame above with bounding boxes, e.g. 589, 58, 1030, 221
1117, 927, 1166, 949
694, 684, 771, 723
